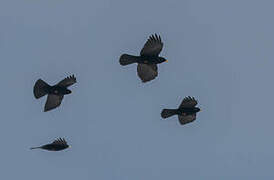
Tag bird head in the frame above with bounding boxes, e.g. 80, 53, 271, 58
158, 57, 168, 63
195, 107, 201, 112
65, 89, 72, 94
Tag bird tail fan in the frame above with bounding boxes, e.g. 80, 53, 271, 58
119, 54, 139, 66
33, 79, 50, 99
161, 109, 178, 119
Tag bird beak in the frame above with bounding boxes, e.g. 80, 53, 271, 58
165, 60, 168, 62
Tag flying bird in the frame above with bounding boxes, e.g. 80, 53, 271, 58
30, 138, 69, 151
33, 75, 76, 112
161, 96, 201, 125
119, 34, 168, 82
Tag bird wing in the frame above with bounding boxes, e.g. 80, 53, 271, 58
178, 114, 196, 125
52, 138, 67, 145
44, 94, 64, 112
57, 75, 76, 87
140, 34, 163, 56
179, 96, 198, 108
137, 63, 158, 83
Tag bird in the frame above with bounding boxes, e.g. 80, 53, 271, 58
33, 75, 76, 112
119, 34, 168, 83
30, 138, 70, 151
161, 96, 201, 125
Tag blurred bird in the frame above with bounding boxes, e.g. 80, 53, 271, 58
33, 75, 76, 112
161, 96, 201, 125
119, 34, 168, 82
30, 138, 69, 151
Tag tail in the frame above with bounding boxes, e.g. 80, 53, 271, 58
30, 147, 41, 150
33, 79, 50, 99
161, 109, 178, 119
119, 54, 139, 66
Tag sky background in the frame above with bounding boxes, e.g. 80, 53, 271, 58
0, 0, 274, 179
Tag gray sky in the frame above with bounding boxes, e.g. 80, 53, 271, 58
0, 0, 274, 179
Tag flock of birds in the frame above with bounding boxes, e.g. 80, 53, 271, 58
30, 34, 201, 152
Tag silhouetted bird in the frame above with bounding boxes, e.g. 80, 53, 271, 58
33, 75, 76, 112
119, 34, 168, 82
161, 96, 201, 125
30, 138, 69, 151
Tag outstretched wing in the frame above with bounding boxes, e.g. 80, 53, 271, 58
140, 34, 163, 56
52, 138, 67, 145
57, 75, 76, 87
179, 96, 198, 108
44, 94, 64, 112
178, 114, 196, 125
137, 63, 158, 83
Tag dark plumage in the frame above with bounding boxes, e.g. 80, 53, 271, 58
119, 34, 168, 82
161, 96, 201, 125
30, 138, 69, 151
33, 75, 76, 112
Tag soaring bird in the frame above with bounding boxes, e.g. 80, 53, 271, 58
161, 96, 201, 125
119, 34, 168, 83
33, 75, 76, 112
30, 138, 69, 151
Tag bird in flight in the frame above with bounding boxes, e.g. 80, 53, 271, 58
161, 96, 201, 125
30, 138, 70, 151
119, 34, 168, 83
33, 75, 76, 112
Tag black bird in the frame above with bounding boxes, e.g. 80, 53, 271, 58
33, 75, 76, 112
30, 138, 69, 151
119, 34, 168, 82
161, 96, 201, 125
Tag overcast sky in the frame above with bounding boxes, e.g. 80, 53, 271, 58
0, 0, 274, 179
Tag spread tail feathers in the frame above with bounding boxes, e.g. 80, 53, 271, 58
33, 79, 50, 99
119, 54, 139, 66
161, 109, 178, 119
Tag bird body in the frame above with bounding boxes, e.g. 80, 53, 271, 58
162, 107, 200, 117
178, 107, 201, 115
120, 34, 167, 82
31, 138, 69, 151
139, 55, 166, 64
47, 85, 72, 96
120, 54, 166, 65
33, 75, 76, 112
161, 97, 201, 125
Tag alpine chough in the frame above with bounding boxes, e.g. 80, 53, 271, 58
161, 96, 201, 125
30, 138, 69, 151
33, 75, 76, 112
119, 34, 168, 82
